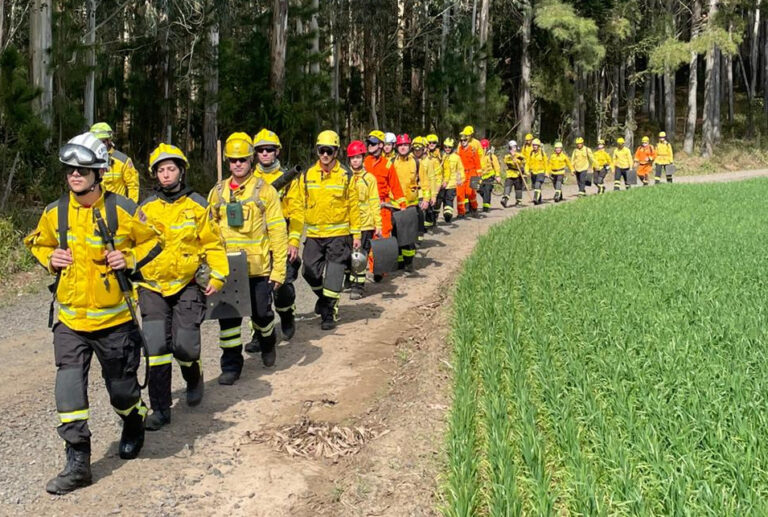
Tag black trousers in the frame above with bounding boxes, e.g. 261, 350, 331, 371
437, 188, 456, 221
53, 321, 146, 446
575, 170, 588, 193
478, 178, 495, 210
614, 167, 631, 189
532, 173, 545, 203
349, 230, 374, 287
218, 276, 275, 374
303, 235, 352, 320
503, 177, 523, 201
552, 175, 564, 200
138, 283, 206, 410
274, 257, 300, 320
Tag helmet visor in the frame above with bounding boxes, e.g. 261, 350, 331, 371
60, 144, 100, 168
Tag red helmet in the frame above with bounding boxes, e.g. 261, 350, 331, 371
480, 138, 490, 149
396, 133, 411, 145
346, 140, 366, 157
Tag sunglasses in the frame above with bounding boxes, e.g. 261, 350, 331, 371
228, 157, 249, 164
65, 166, 94, 176
256, 147, 277, 154
366, 139, 381, 146
317, 147, 336, 156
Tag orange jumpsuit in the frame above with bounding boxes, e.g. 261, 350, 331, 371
364, 154, 406, 237
634, 145, 656, 181
457, 144, 481, 215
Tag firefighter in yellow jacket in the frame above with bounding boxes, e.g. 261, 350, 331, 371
655, 131, 675, 183
478, 139, 501, 212
426, 133, 442, 160
136, 144, 229, 431
521, 133, 535, 162
438, 138, 464, 222
592, 139, 613, 194
252, 128, 303, 341
346, 140, 382, 299
526, 138, 548, 205
25, 132, 161, 494
390, 134, 429, 272
571, 137, 596, 198
502, 140, 526, 207
412, 136, 439, 232
90, 122, 140, 203
300, 130, 361, 330
613, 137, 634, 190
208, 133, 287, 385
549, 142, 573, 202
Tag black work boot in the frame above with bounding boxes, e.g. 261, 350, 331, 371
280, 312, 296, 341
119, 415, 145, 459
500, 196, 508, 208
46, 444, 92, 495
145, 409, 172, 431
218, 370, 240, 385
321, 317, 336, 330
349, 285, 364, 300
244, 339, 259, 354
186, 373, 204, 406
261, 342, 276, 367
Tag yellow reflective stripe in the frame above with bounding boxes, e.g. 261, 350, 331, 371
113, 399, 145, 417
253, 320, 275, 336
275, 303, 295, 312
210, 270, 226, 280
323, 288, 340, 299
402, 249, 417, 257
86, 301, 130, 319
59, 304, 77, 317
306, 184, 322, 190
288, 231, 302, 240
266, 218, 284, 228
176, 358, 198, 368
59, 409, 89, 423
219, 327, 240, 338
170, 221, 196, 231
219, 337, 242, 348
324, 185, 345, 191
226, 237, 266, 246
148, 354, 172, 367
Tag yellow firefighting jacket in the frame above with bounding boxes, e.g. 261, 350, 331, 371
503, 152, 526, 178
352, 169, 383, 231
468, 137, 485, 159
571, 146, 596, 172
613, 147, 633, 169
548, 152, 572, 175
428, 148, 442, 161
300, 160, 361, 239
255, 162, 304, 248
521, 143, 534, 163
423, 154, 442, 202
103, 149, 140, 203
481, 153, 501, 179
656, 142, 674, 165
25, 190, 161, 332
593, 149, 613, 169
441, 153, 464, 189
208, 174, 287, 283
526, 149, 548, 175
137, 189, 229, 296
390, 155, 429, 206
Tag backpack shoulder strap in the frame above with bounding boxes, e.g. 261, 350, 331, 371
104, 191, 118, 235
57, 193, 69, 250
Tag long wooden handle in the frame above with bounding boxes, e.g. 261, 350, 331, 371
216, 140, 222, 182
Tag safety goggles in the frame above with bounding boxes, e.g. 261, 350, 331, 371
60, 144, 99, 167
228, 157, 249, 164
317, 146, 336, 156
366, 138, 381, 146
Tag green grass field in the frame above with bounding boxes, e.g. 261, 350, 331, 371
442, 179, 768, 516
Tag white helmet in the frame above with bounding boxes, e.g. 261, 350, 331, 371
384, 132, 397, 145
350, 249, 367, 275
59, 132, 109, 169
508, 140, 518, 149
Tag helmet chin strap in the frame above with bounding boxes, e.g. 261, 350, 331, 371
72, 171, 100, 197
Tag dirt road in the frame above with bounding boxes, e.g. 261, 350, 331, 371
1, 170, 766, 516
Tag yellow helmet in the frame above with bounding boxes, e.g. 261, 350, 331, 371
554, 141, 563, 149
224, 132, 254, 158
316, 130, 340, 148
412, 136, 427, 147
253, 128, 282, 148
426, 133, 439, 143
368, 130, 386, 142
89, 122, 113, 140
149, 143, 189, 174
443, 137, 455, 147
532, 138, 541, 146
524, 133, 534, 141
597, 138, 605, 146
460, 125, 474, 136
641, 136, 650, 143
658, 131, 667, 138
617, 137, 625, 144
575, 137, 584, 144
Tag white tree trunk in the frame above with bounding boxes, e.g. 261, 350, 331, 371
204, 19, 219, 173
31, 0, 53, 133
624, 56, 636, 148
714, 48, 721, 143
310, 0, 320, 75
477, 0, 490, 135
701, 0, 717, 157
269, 0, 288, 100
751, 1, 761, 98
517, 1, 533, 139
611, 65, 620, 127
84, 0, 97, 126
684, 0, 701, 154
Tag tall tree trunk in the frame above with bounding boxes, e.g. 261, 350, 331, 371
309, 0, 320, 75
477, 0, 490, 136
269, 0, 288, 100
714, 48, 721, 143
664, 70, 675, 136
684, 0, 701, 153
203, 18, 219, 174
440, 1, 451, 131
701, 0, 718, 157
611, 64, 620, 127
648, 74, 656, 121
30, 0, 53, 134
751, 1, 761, 98
642, 73, 651, 116
726, 26, 734, 124
517, 1, 533, 139
84, 0, 97, 126
624, 56, 636, 148
764, 17, 768, 117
